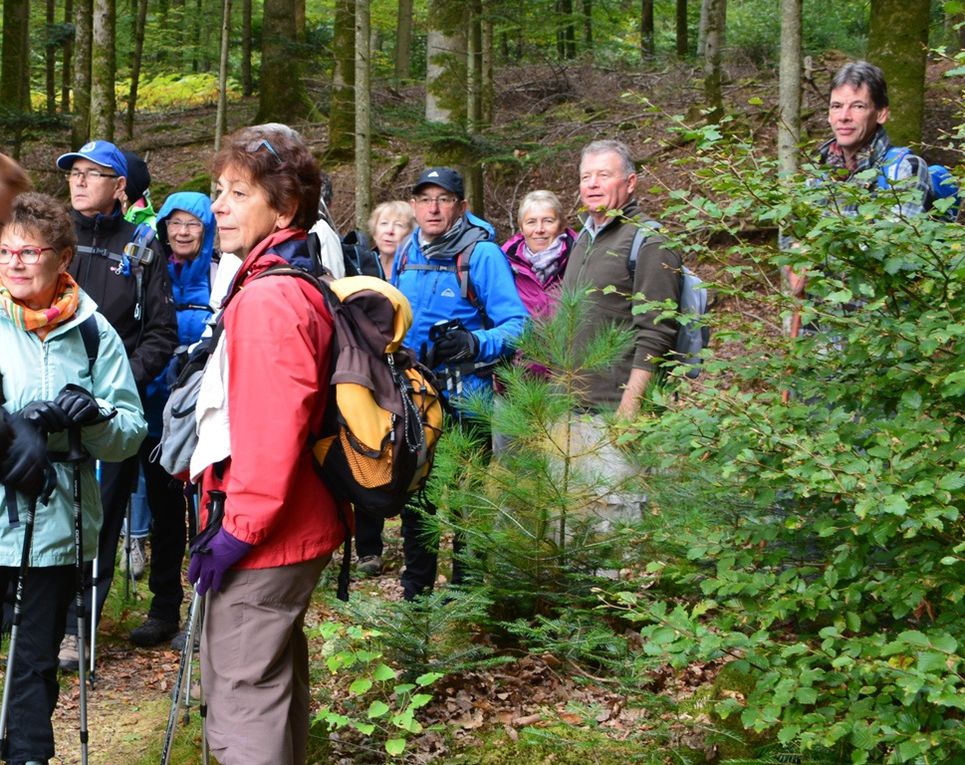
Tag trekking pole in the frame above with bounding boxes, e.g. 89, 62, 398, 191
160, 586, 201, 765
0, 495, 38, 760
65, 426, 90, 765
124, 496, 133, 599
199, 592, 209, 765
89, 550, 98, 689
89, 459, 101, 689
160, 488, 223, 765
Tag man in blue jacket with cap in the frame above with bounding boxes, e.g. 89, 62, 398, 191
392, 167, 527, 600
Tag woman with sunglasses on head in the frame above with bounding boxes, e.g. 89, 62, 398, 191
127, 192, 217, 650
0, 193, 145, 765
186, 125, 344, 765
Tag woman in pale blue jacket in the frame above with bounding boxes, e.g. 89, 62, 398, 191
0, 192, 145, 765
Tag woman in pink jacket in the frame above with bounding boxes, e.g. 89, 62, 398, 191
187, 124, 343, 765
500, 190, 576, 318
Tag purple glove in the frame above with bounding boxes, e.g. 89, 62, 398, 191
187, 527, 253, 596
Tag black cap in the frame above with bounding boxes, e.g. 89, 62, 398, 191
122, 150, 151, 204
413, 167, 464, 199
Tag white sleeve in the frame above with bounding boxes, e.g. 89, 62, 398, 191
309, 220, 346, 279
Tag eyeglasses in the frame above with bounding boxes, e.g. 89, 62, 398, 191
246, 138, 281, 162
66, 168, 118, 182
413, 195, 458, 207
0, 246, 55, 264
168, 219, 202, 231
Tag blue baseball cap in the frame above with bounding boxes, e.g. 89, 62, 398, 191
413, 167, 464, 199
56, 140, 128, 177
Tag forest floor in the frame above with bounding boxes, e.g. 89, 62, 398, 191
5, 53, 962, 764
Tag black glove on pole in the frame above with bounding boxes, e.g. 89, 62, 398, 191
54, 385, 103, 427
0, 413, 47, 499
431, 328, 479, 365
19, 400, 71, 434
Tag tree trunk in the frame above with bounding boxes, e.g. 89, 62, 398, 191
241, 0, 253, 95
215, 0, 232, 153
125, 0, 149, 139
676, 0, 688, 57
868, 0, 930, 147
481, 2, 494, 126
295, 0, 305, 39
256, 0, 308, 124
467, 0, 483, 129
1, 0, 31, 115
640, 0, 654, 60
582, 0, 592, 49
697, 0, 708, 57
329, 0, 356, 159
46, 0, 57, 114
71, 0, 93, 144
90, 0, 117, 141
394, 0, 413, 80
355, 0, 371, 228
702, 0, 724, 122
778, 0, 801, 176
556, 0, 576, 60
425, 0, 467, 125
62, 0, 74, 112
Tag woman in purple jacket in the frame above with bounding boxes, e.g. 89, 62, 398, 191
500, 190, 576, 318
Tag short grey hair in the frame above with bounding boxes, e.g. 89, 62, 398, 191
830, 60, 889, 110
517, 190, 565, 229
580, 140, 636, 177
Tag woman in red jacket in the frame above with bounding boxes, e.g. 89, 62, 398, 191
187, 124, 343, 765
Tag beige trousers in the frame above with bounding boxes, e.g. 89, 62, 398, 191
200, 554, 330, 765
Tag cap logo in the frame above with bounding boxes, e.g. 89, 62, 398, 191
428, 171, 439, 177
80, 141, 97, 152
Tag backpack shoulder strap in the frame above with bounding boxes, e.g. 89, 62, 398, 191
454, 242, 490, 328
878, 146, 913, 188
626, 220, 663, 277
78, 314, 101, 378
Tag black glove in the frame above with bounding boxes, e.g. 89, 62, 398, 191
20, 400, 71, 434
0, 413, 47, 498
430, 328, 479, 366
54, 384, 103, 427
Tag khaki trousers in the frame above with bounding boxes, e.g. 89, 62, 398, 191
200, 554, 330, 765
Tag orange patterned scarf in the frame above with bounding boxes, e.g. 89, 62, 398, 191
0, 272, 81, 341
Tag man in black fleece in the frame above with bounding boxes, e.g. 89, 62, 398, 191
55, 140, 178, 670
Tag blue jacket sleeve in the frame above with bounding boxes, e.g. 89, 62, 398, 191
467, 241, 528, 364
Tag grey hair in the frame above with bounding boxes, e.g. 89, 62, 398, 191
830, 60, 889, 109
580, 140, 636, 177
517, 190, 565, 229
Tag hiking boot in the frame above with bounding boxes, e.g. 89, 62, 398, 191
129, 617, 179, 647
120, 536, 147, 580
58, 634, 89, 672
357, 555, 383, 577
170, 626, 201, 653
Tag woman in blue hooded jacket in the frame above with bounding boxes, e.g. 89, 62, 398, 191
128, 191, 216, 648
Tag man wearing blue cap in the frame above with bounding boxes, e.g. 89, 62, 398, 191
55, 140, 178, 670
392, 167, 527, 600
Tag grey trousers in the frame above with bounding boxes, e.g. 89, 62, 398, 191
200, 554, 330, 765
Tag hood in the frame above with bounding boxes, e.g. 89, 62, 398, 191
156, 192, 216, 283
157, 192, 216, 260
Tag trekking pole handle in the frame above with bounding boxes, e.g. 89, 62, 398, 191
65, 426, 86, 464
206, 490, 227, 530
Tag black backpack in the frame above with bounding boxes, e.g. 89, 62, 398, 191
341, 230, 383, 277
